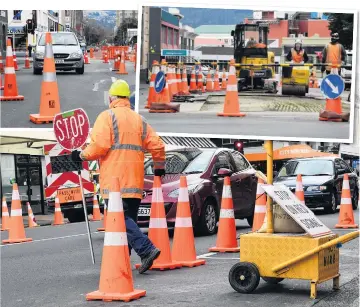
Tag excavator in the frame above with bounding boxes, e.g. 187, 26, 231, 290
231, 23, 278, 93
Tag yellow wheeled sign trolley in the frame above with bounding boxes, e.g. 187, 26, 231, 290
228, 141, 359, 299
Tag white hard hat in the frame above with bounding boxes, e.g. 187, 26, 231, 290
295, 39, 302, 44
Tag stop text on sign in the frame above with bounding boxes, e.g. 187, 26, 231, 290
55, 113, 87, 141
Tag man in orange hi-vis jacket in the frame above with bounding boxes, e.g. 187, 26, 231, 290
71, 79, 165, 274
321, 32, 347, 75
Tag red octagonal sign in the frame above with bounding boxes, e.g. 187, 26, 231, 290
53, 108, 90, 151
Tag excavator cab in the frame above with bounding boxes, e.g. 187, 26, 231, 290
231, 23, 277, 92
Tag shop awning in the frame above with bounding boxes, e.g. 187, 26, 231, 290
245, 144, 338, 162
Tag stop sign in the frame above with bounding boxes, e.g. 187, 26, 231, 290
53, 108, 90, 151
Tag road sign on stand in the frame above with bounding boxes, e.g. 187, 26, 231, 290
262, 184, 333, 238
321, 74, 344, 100
155, 71, 165, 93
53, 108, 90, 151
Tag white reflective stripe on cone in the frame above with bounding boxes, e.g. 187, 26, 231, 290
220, 209, 234, 218
255, 205, 267, 213
229, 66, 236, 75
152, 187, 164, 203
178, 188, 189, 202
222, 185, 232, 198
296, 181, 303, 191
55, 198, 60, 203
340, 198, 352, 205
11, 209, 22, 216
226, 84, 237, 92
149, 217, 167, 228
108, 191, 123, 212
2, 212, 9, 216
29, 213, 35, 218
93, 204, 99, 208
104, 232, 128, 246
6, 46, 12, 55
12, 189, 20, 200
190, 79, 196, 82
342, 180, 350, 190
55, 207, 61, 212
5, 67, 15, 74
175, 217, 192, 227
150, 81, 155, 87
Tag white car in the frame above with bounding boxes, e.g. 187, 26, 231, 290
33, 32, 84, 75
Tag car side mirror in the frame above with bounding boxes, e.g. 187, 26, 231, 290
337, 168, 345, 175
217, 168, 233, 177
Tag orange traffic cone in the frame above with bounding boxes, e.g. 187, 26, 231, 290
103, 51, 109, 64
24, 51, 31, 69
221, 68, 227, 90
0, 39, 24, 101
217, 60, 245, 117
30, 32, 61, 124
2, 183, 33, 244
205, 69, 214, 92
84, 50, 90, 64
335, 174, 358, 229
189, 67, 197, 92
175, 67, 182, 95
181, 67, 190, 95
92, 194, 101, 221
135, 176, 182, 270
134, 49, 137, 71
116, 50, 128, 75
97, 203, 107, 232
0, 72, 3, 90
172, 176, 206, 267
13, 50, 19, 71
295, 174, 305, 205
198, 71, 205, 93
213, 67, 221, 91
27, 202, 39, 228
1, 196, 10, 231
53, 197, 65, 226
149, 75, 180, 113
145, 61, 159, 109
252, 178, 267, 232
209, 177, 239, 252
86, 177, 146, 302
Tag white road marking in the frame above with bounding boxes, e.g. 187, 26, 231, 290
196, 252, 217, 259
0, 231, 103, 247
111, 77, 116, 83
92, 79, 106, 92
104, 91, 109, 106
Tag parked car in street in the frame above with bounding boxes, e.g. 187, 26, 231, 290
33, 31, 84, 75
139, 147, 258, 235
274, 157, 359, 213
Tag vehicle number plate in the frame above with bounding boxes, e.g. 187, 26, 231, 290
55, 59, 64, 64
138, 207, 151, 216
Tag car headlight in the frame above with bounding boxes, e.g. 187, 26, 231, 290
69, 52, 82, 59
35, 52, 44, 59
306, 185, 327, 192
168, 183, 203, 198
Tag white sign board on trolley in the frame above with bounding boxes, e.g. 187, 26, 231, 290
262, 184, 333, 238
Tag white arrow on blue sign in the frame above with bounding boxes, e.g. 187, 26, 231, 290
154, 71, 166, 93
320, 74, 344, 100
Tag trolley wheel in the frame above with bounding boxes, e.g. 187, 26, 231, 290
228, 262, 260, 293
262, 277, 284, 284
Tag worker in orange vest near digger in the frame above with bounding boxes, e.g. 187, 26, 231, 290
321, 33, 347, 75
286, 39, 309, 63
71, 80, 166, 274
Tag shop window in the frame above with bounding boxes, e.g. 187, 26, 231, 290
168, 28, 172, 45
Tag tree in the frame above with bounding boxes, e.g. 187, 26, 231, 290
324, 13, 354, 50
114, 18, 138, 45
83, 19, 107, 45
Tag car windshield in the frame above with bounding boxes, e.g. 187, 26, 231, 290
278, 160, 334, 177
38, 33, 78, 46
144, 149, 215, 175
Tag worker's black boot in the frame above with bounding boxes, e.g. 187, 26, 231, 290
138, 248, 161, 274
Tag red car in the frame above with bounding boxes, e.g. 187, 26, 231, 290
139, 147, 258, 235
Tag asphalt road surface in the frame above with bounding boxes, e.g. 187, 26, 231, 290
1, 59, 136, 128
1, 210, 358, 307
138, 87, 351, 141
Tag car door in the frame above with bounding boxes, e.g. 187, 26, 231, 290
212, 151, 238, 210
230, 150, 257, 217
334, 159, 345, 200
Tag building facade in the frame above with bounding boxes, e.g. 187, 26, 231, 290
0, 10, 8, 53
194, 25, 236, 48
116, 10, 137, 27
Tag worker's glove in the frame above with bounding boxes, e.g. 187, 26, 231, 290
71, 150, 83, 162
154, 169, 165, 177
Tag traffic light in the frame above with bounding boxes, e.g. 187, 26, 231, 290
26, 19, 34, 34
234, 141, 244, 154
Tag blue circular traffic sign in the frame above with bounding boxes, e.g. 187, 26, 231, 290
320, 74, 344, 100
154, 71, 166, 93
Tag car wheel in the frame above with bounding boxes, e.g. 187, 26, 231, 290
246, 214, 254, 227
195, 199, 218, 236
67, 210, 85, 223
33, 67, 42, 75
229, 262, 260, 293
324, 191, 338, 214
262, 277, 284, 284
76, 65, 84, 74
352, 188, 359, 210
